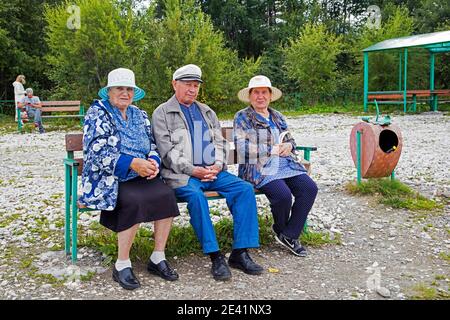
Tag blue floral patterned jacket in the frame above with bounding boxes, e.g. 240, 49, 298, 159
233, 106, 306, 186
78, 100, 157, 210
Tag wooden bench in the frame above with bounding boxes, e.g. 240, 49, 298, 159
64, 127, 317, 263
367, 89, 450, 112
17, 100, 84, 133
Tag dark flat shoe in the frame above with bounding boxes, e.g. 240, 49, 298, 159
228, 250, 263, 275
112, 267, 140, 290
211, 255, 232, 281
147, 259, 179, 281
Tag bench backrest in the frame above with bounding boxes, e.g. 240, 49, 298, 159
42, 101, 81, 112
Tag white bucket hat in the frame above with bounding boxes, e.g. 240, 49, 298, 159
237, 75, 282, 103
98, 68, 145, 102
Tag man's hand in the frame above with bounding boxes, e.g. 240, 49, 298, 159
204, 164, 221, 180
192, 166, 219, 182
130, 158, 159, 179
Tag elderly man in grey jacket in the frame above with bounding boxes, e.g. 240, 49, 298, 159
152, 64, 263, 281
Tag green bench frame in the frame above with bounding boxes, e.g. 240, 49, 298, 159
18, 100, 84, 133
64, 127, 317, 263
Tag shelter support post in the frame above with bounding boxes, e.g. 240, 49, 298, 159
363, 52, 369, 112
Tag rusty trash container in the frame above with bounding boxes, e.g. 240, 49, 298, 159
350, 118, 402, 181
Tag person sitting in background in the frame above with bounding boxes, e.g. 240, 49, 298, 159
79, 68, 180, 290
234, 75, 318, 257
18, 88, 45, 133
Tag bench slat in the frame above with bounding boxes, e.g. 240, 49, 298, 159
368, 89, 450, 101
41, 115, 83, 118
42, 101, 81, 106
41, 106, 81, 112
368, 94, 406, 100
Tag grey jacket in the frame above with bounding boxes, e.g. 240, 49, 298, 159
152, 95, 229, 188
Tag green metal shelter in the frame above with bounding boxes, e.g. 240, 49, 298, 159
363, 30, 450, 112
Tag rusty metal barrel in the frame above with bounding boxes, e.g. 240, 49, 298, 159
350, 122, 402, 178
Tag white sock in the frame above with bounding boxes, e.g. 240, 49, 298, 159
115, 259, 132, 271
150, 251, 166, 265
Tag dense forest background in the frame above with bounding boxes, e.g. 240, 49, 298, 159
0, 0, 449, 113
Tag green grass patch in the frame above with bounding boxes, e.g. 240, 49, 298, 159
19, 257, 34, 269
409, 283, 450, 300
438, 252, 450, 262
0, 114, 18, 134
0, 213, 21, 228
31, 272, 65, 287
346, 178, 443, 212
80, 215, 338, 264
80, 271, 96, 282
301, 230, 342, 247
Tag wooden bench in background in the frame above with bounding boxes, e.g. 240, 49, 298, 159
18, 100, 84, 133
367, 89, 450, 112
64, 127, 317, 263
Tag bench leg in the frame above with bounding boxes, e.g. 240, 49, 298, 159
303, 220, 309, 234
17, 108, 22, 133
64, 164, 72, 256
433, 95, 438, 111
79, 105, 85, 127
71, 166, 78, 264
390, 170, 395, 181
303, 150, 311, 162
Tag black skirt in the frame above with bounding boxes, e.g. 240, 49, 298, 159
100, 176, 180, 232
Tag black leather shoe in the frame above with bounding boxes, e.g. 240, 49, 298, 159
228, 250, 263, 275
211, 255, 232, 281
147, 259, 179, 281
112, 267, 140, 290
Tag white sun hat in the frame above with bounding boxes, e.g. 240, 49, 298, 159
98, 68, 145, 102
237, 75, 282, 103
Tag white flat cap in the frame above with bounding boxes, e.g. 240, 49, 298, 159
173, 64, 203, 83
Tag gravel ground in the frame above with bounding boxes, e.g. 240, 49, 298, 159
0, 112, 448, 300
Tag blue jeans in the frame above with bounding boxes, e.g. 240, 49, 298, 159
25, 107, 42, 123
175, 171, 260, 254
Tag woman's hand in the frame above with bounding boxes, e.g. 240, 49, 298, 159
271, 143, 292, 157
279, 143, 293, 157
130, 158, 159, 179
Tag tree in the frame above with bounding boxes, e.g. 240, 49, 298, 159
283, 23, 343, 104
137, 0, 260, 112
0, 0, 64, 100
45, 0, 142, 103
414, 0, 450, 33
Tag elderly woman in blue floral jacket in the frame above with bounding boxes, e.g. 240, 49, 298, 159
79, 68, 180, 290
234, 75, 318, 257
